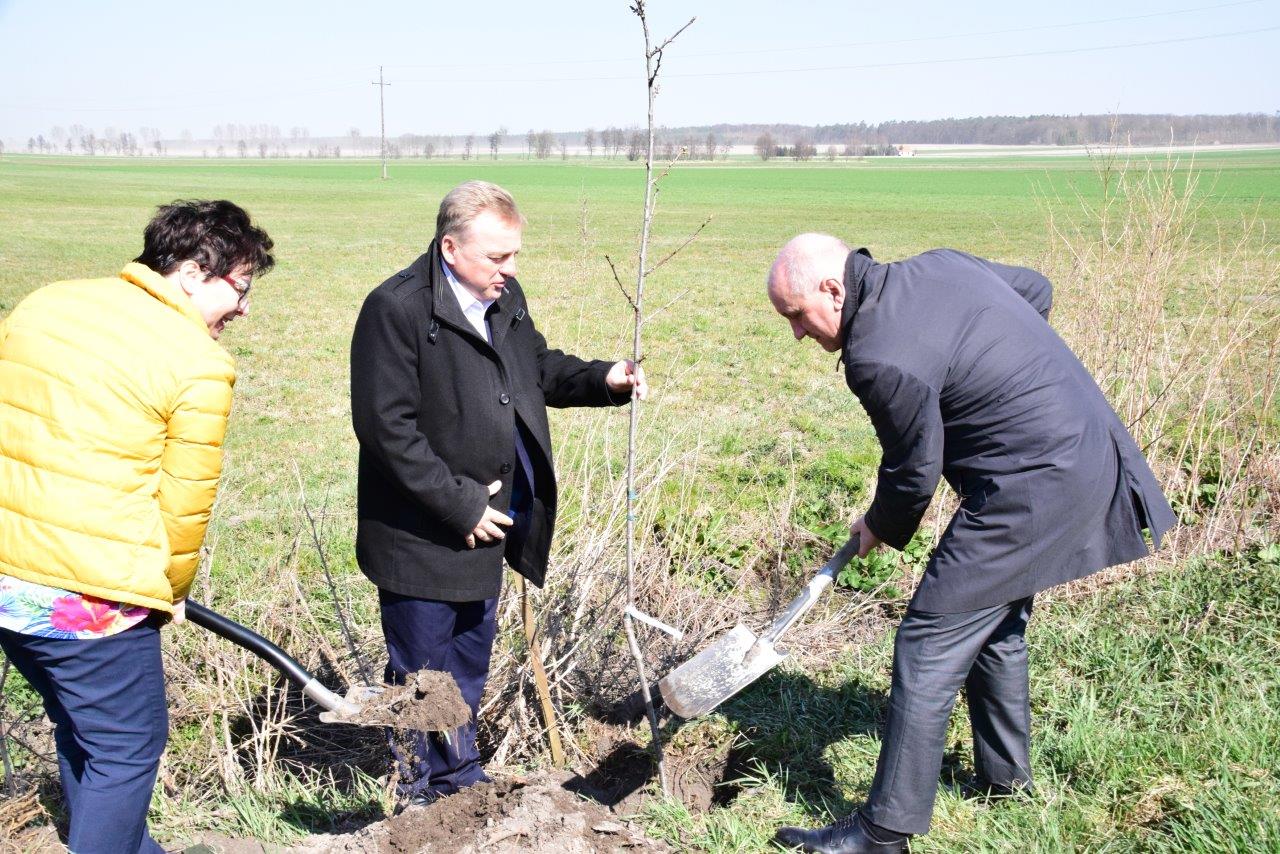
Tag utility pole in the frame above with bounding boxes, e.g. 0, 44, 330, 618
372, 66, 390, 179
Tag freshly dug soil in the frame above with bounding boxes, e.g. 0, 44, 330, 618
337, 670, 470, 731
666, 741, 735, 813
301, 772, 671, 854
178, 835, 270, 854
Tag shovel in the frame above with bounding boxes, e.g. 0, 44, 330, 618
658, 534, 861, 719
186, 600, 381, 725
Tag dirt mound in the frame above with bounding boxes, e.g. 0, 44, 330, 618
565, 726, 738, 814
333, 670, 470, 731
301, 772, 670, 854
180, 836, 270, 854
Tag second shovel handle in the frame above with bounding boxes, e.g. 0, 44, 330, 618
187, 601, 363, 717
186, 600, 314, 689
759, 534, 861, 646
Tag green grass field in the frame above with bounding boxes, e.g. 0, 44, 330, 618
1, 151, 1277, 851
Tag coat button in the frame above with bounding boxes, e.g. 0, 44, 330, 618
499, 393, 511, 405
500, 462, 513, 474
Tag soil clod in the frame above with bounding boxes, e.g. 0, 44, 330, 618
301, 771, 671, 853
335, 670, 470, 731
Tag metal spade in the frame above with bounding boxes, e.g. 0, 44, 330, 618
186, 600, 382, 725
658, 534, 860, 719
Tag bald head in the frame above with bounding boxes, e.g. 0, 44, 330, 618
766, 232, 853, 352
767, 232, 851, 297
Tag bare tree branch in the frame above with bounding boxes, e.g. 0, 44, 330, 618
633, 4, 695, 84
652, 17, 697, 57
605, 254, 637, 311
646, 288, 691, 322
294, 462, 374, 687
647, 215, 713, 276
652, 145, 686, 187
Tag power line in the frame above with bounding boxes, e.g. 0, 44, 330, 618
383, 0, 1264, 70
385, 23, 1280, 85
668, 23, 1280, 80
676, 0, 1267, 59
2, 16, 1273, 116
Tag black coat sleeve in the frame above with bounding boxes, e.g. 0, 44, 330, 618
527, 312, 629, 408
847, 359, 945, 550
979, 258, 1053, 321
350, 287, 488, 537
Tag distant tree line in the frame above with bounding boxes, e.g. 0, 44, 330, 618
23, 125, 170, 156
19, 124, 312, 158
13, 113, 1277, 159
12, 122, 739, 161
751, 132, 898, 161
691, 113, 1280, 148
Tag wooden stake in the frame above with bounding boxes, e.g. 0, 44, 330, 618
519, 573, 564, 766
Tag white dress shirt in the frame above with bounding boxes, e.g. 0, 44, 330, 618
442, 260, 494, 342
441, 259, 537, 505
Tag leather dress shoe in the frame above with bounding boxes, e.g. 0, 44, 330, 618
773, 812, 907, 853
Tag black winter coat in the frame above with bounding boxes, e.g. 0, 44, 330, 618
842, 248, 1177, 613
351, 242, 625, 602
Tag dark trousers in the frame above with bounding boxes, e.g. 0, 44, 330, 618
378, 591, 498, 797
0, 621, 167, 854
862, 597, 1034, 835
379, 431, 532, 798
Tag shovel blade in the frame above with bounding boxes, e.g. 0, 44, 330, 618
658, 623, 787, 719
316, 684, 384, 725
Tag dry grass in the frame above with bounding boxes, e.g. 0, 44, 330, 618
1046, 148, 1280, 560
0, 786, 48, 854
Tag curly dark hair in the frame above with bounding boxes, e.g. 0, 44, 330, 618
134, 199, 274, 278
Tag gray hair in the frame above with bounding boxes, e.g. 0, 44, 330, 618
768, 232, 851, 295
435, 180, 527, 242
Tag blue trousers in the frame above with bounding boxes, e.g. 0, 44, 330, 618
0, 621, 167, 854
379, 591, 498, 797
379, 430, 533, 798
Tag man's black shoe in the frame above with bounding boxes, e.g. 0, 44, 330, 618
392, 788, 442, 816
773, 812, 907, 853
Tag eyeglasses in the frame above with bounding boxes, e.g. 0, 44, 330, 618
219, 274, 253, 305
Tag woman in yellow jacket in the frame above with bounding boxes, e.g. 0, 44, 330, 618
0, 199, 273, 854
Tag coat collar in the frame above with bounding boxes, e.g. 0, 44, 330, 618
420, 239, 517, 350
117, 262, 208, 332
840, 247, 875, 338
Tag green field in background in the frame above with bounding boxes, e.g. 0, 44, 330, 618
1, 151, 1277, 850
2, 151, 1276, 505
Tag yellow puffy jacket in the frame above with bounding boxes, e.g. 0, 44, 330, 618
0, 263, 235, 613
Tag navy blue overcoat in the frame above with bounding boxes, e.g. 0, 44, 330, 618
841, 249, 1177, 613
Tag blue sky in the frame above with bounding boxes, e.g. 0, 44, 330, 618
0, 0, 1276, 142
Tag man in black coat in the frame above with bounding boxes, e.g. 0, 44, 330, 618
766, 234, 1176, 853
350, 181, 644, 805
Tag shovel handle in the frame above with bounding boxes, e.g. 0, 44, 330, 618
186, 600, 359, 716
760, 534, 860, 646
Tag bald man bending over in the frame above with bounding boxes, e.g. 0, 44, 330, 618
765, 236, 1175, 853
